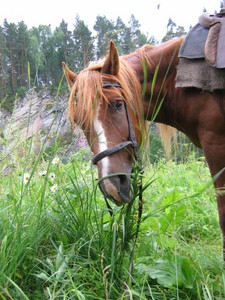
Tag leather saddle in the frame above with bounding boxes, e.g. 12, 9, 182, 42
179, 12, 225, 69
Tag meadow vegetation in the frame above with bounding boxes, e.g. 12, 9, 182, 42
0, 105, 224, 300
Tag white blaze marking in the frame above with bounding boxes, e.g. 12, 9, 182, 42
94, 105, 109, 177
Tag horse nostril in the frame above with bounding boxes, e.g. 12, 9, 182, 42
118, 174, 128, 185
118, 175, 131, 196
117, 174, 131, 203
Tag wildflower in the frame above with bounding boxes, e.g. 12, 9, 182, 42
39, 170, 47, 177
49, 172, 55, 182
52, 156, 60, 165
23, 173, 30, 185
51, 184, 58, 193
78, 138, 86, 148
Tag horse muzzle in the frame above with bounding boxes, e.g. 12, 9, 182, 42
99, 175, 132, 206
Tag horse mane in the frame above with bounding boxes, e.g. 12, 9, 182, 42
135, 37, 185, 158
137, 37, 184, 72
68, 55, 145, 137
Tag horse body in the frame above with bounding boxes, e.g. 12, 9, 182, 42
64, 37, 225, 254
126, 38, 225, 252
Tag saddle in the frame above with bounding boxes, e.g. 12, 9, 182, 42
179, 12, 225, 68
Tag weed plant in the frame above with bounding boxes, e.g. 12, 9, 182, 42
0, 88, 225, 299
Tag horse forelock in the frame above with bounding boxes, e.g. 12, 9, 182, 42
68, 56, 145, 137
68, 68, 102, 128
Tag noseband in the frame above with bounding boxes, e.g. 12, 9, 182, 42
92, 81, 138, 165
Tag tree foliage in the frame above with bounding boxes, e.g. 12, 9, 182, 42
161, 18, 186, 42
0, 14, 184, 104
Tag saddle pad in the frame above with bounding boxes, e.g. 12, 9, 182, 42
176, 58, 225, 91
179, 23, 209, 59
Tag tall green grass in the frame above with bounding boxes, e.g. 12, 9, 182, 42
0, 88, 225, 299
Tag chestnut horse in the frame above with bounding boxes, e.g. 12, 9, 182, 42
63, 37, 225, 255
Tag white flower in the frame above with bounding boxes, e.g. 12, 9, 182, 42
49, 172, 56, 182
51, 184, 58, 193
23, 173, 30, 185
39, 170, 47, 177
52, 156, 60, 165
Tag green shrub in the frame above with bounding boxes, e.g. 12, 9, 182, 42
17, 86, 27, 98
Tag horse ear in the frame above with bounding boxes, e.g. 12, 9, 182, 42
102, 41, 120, 75
62, 62, 77, 90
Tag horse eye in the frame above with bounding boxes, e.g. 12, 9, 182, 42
115, 100, 123, 111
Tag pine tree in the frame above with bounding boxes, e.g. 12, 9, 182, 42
94, 16, 115, 59
28, 27, 45, 86
0, 25, 9, 99
4, 20, 17, 94
17, 21, 28, 87
162, 18, 186, 42
73, 15, 94, 71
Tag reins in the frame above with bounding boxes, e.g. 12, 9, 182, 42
92, 81, 144, 290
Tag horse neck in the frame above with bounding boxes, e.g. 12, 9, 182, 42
124, 38, 183, 125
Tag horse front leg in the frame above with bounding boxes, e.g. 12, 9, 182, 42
217, 192, 225, 259
202, 140, 225, 259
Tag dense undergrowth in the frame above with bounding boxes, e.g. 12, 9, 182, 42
0, 122, 224, 300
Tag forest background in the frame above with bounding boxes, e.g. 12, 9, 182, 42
0, 14, 186, 110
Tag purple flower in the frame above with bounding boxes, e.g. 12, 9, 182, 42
78, 138, 86, 148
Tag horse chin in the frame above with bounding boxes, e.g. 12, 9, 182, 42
100, 178, 132, 206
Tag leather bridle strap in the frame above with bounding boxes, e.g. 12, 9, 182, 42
92, 140, 132, 165
92, 99, 138, 165
124, 101, 138, 160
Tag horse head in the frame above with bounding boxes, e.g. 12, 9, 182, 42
63, 41, 144, 206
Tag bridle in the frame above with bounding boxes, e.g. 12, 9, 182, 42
91, 80, 144, 287
92, 81, 142, 207
92, 81, 142, 216
92, 81, 138, 165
